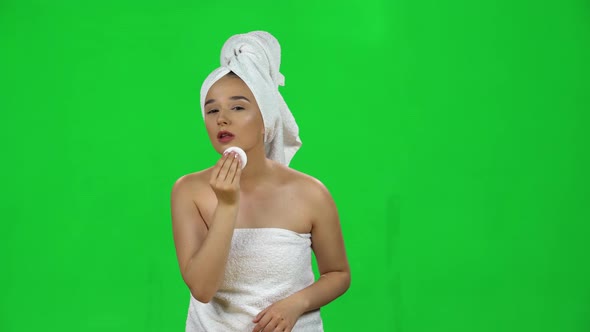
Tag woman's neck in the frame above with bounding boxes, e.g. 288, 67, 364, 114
239, 145, 274, 192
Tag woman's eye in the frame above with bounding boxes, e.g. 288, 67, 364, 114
207, 109, 218, 114
232, 106, 244, 111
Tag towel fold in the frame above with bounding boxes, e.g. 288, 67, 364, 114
200, 31, 302, 166
185, 228, 324, 331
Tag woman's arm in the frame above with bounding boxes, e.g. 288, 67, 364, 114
292, 178, 351, 311
171, 152, 242, 303
252, 178, 350, 331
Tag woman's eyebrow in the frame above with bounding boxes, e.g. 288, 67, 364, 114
204, 96, 250, 106
229, 96, 250, 102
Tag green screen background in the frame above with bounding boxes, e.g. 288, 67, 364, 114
1, 1, 589, 331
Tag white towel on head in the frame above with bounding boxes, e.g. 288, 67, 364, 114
200, 31, 302, 166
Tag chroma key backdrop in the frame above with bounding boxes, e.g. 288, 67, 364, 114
1, 1, 589, 331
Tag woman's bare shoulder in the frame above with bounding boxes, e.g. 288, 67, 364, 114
171, 168, 214, 195
278, 167, 338, 229
277, 165, 332, 199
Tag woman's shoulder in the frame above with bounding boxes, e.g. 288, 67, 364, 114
275, 163, 332, 200
171, 168, 214, 195
275, 165, 338, 226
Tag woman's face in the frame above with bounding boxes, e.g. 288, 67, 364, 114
203, 74, 265, 154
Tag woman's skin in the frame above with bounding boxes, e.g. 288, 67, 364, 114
171, 73, 351, 332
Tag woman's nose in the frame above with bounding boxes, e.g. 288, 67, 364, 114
216, 109, 230, 125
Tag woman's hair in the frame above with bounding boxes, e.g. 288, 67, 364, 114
226, 71, 238, 77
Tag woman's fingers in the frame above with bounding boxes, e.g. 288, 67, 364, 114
223, 153, 240, 181
253, 308, 267, 323
214, 152, 237, 183
219, 152, 237, 182
262, 317, 280, 332
252, 313, 272, 332
208, 151, 241, 205
213, 151, 232, 181
231, 156, 242, 184
255, 315, 287, 332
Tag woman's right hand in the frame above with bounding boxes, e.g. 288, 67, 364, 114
209, 151, 242, 206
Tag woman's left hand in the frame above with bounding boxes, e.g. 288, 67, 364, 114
252, 297, 305, 332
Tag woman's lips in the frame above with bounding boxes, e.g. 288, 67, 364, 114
217, 130, 235, 143
218, 135, 235, 143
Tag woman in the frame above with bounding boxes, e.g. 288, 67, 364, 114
171, 31, 350, 332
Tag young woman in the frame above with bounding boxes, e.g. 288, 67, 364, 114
171, 31, 350, 332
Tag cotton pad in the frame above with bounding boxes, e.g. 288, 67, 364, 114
223, 146, 247, 169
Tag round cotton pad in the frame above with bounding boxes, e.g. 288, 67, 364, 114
223, 146, 247, 169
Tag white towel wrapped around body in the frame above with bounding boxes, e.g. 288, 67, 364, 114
185, 228, 324, 331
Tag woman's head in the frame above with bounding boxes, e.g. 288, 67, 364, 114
199, 31, 301, 165
203, 72, 265, 155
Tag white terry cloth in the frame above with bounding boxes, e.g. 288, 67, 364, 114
185, 228, 324, 331
200, 31, 302, 166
